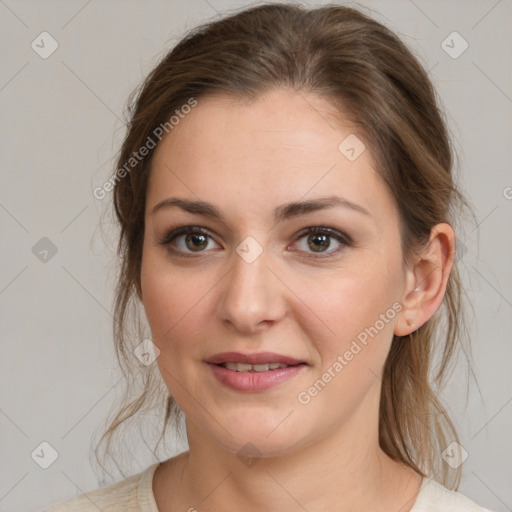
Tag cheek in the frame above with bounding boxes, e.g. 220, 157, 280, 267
140, 256, 215, 356
141, 266, 209, 401
297, 260, 401, 367
293, 272, 400, 419
141, 270, 175, 339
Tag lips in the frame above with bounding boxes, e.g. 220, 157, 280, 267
205, 351, 306, 366
208, 359, 307, 392
221, 362, 290, 372
205, 352, 308, 391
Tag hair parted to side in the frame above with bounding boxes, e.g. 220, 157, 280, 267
93, 2, 473, 488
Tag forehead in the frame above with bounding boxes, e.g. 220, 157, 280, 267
147, 88, 395, 224
152, 88, 359, 167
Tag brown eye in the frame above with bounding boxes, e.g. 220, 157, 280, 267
307, 233, 331, 252
185, 233, 208, 251
159, 226, 221, 256
292, 226, 351, 257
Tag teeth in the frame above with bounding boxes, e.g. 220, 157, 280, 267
222, 362, 290, 372
253, 363, 270, 372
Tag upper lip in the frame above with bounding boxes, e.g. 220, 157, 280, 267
205, 351, 306, 365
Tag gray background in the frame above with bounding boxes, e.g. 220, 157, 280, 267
0, 1, 511, 511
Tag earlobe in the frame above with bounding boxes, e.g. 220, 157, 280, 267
394, 267, 419, 336
394, 223, 456, 337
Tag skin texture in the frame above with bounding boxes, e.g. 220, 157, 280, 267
140, 88, 455, 512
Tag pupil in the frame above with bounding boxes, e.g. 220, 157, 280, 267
308, 234, 329, 252
186, 233, 208, 251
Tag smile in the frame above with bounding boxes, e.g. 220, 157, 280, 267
208, 362, 307, 392
219, 362, 291, 372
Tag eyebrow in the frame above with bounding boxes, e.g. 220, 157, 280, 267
151, 195, 370, 222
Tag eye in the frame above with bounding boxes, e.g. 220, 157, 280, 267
291, 226, 351, 257
159, 225, 351, 258
159, 226, 221, 256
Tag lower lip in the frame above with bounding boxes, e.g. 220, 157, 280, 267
207, 363, 307, 392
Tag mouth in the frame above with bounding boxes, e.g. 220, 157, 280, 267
213, 362, 305, 372
205, 352, 308, 392
205, 351, 307, 367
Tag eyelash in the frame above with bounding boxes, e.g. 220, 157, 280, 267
158, 225, 352, 259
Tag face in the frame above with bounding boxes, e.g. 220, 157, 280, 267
140, 88, 407, 457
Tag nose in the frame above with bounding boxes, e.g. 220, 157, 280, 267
216, 247, 287, 333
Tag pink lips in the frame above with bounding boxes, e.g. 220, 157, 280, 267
205, 351, 307, 392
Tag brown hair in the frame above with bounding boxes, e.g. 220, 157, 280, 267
94, 2, 472, 488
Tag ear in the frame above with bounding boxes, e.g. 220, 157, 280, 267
394, 223, 456, 337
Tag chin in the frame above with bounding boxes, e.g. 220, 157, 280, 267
206, 416, 309, 459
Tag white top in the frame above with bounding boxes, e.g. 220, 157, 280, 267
41, 462, 495, 511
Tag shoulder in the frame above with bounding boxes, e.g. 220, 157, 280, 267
412, 478, 496, 512
40, 462, 160, 512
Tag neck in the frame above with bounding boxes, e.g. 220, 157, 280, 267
158, 399, 422, 512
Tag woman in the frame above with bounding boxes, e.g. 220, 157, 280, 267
44, 3, 495, 511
